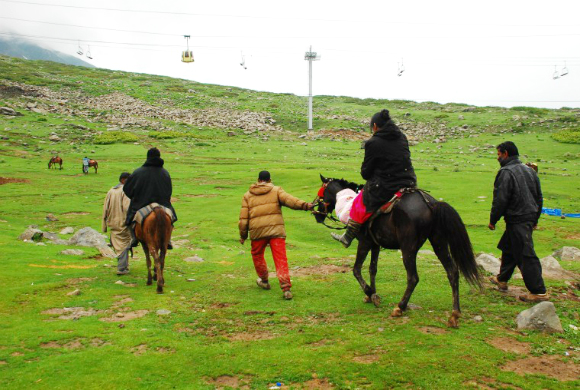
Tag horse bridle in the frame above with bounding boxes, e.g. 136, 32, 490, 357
311, 182, 347, 230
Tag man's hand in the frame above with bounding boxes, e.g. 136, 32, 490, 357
306, 202, 314, 210
239, 238, 245, 245
488, 223, 495, 230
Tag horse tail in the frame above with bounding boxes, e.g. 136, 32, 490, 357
432, 201, 482, 288
153, 208, 170, 251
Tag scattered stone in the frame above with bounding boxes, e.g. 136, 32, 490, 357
473, 315, 483, 322
552, 246, 580, 261
156, 309, 171, 315
227, 131, 236, 137
475, 253, 502, 275
18, 227, 43, 241
516, 302, 564, 333
45, 213, 58, 222
60, 249, 85, 256
115, 280, 125, 285
458, 115, 464, 120
60, 227, 74, 235
0, 107, 22, 116
67, 289, 81, 296
69, 227, 107, 248
42, 232, 59, 241
48, 135, 61, 142
540, 255, 577, 280
97, 246, 117, 258
184, 255, 204, 263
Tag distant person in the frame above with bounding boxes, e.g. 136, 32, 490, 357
123, 148, 177, 248
332, 109, 417, 247
488, 141, 547, 302
238, 170, 313, 300
102, 172, 132, 275
82, 156, 90, 174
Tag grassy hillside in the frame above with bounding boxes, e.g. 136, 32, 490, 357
0, 56, 579, 389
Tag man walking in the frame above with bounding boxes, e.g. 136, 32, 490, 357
238, 171, 313, 300
488, 141, 547, 302
102, 172, 132, 275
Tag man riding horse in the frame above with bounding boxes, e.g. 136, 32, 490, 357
332, 109, 417, 247
123, 147, 177, 249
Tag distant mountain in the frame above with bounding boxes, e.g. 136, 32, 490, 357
0, 37, 95, 68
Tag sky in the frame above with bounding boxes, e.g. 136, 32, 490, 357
1, 0, 579, 108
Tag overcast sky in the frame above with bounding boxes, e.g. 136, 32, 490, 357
1, 0, 579, 108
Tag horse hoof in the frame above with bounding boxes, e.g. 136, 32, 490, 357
447, 310, 461, 328
371, 294, 381, 307
391, 307, 403, 317
147, 281, 152, 286
156, 289, 163, 294
363, 296, 372, 303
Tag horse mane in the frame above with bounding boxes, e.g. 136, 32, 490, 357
330, 177, 364, 192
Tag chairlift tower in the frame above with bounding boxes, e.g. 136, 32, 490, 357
304, 46, 320, 130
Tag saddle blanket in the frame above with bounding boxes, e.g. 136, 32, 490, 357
335, 189, 357, 224
133, 203, 175, 225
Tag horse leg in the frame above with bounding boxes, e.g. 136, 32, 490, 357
368, 244, 381, 307
392, 248, 420, 318
353, 240, 374, 303
142, 243, 153, 286
430, 237, 461, 328
156, 249, 166, 294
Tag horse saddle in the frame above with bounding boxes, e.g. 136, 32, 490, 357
133, 203, 175, 226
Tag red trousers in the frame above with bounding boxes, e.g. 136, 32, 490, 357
251, 238, 291, 291
349, 191, 373, 224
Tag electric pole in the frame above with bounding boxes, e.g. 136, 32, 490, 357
304, 46, 320, 130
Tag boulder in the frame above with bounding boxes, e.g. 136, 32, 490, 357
42, 232, 60, 241
475, 253, 501, 275
69, 227, 107, 248
60, 249, 85, 256
552, 246, 580, 261
540, 255, 577, 280
46, 213, 59, 221
48, 135, 61, 142
18, 227, 44, 241
516, 302, 563, 333
60, 227, 74, 235
97, 246, 117, 258
0, 107, 23, 116
184, 255, 204, 263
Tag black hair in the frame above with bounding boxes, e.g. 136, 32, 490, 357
119, 172, 131, 181
370, 109, 391, 131
258, 170, 270, 181
497, 141, 519, 157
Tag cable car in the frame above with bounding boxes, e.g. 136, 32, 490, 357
182, 35, 194, 63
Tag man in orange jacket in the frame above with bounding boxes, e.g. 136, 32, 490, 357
239, 171, 313, 300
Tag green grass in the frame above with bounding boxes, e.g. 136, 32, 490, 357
0, 56, 579, 389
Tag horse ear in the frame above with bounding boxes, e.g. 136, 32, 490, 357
320, 174, 327, 183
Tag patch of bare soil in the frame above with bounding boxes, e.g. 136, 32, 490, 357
464, 377, 522, 390
293, 378, 335, 389
243, 310, 275, 316
66, 277, 96, 285
417, 326, 448, 335
487, 337, 531, 354
99, 310, 149, 322
226, 331, 277, 341
40, 338, 85, 350
11, 352, 24, 357
0, 177, 29, 185
268, 265, 350, 279
502, 355, 580, 381
210, 302, 238, 309
62, 211, 91, 216
352, 354, 381, 364
0, 361, 7, 365
155, 347, 175, 354
111, 297, 134, 308
42, 307, 100, 320
131, 344, 147, 356
206, 375, 251, 390
182, 193, 219, 198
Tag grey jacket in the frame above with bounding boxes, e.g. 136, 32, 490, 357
490, 156, 543, 225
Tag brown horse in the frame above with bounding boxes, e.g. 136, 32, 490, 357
134, 208, 173, 293
82, 159, 98, 174
48, 156, 63, 170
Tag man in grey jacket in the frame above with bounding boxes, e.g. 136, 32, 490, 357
488, 141, 547, 302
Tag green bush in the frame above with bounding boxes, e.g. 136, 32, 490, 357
93, 131, 139, 144
150, 131, 185, 139
552, 129, 580, 144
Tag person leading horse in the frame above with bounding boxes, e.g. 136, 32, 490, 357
332, 109, 417, 247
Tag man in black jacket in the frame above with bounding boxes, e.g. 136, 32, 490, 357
123, 147, 177, 247
332, 109, 417, 247
488, 141, 547, 302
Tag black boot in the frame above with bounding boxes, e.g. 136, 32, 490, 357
128, 223, 139, 248
331, 220, 361, 248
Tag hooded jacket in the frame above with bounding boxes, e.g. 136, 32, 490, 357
239, 182, 309, 241
361, 120, 417, 212
123, 156, 176, 225
490, 156, 543, 225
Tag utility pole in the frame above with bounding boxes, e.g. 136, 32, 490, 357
304, 46, 320, 130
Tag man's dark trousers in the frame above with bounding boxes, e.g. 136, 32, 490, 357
497, 221, 546, 294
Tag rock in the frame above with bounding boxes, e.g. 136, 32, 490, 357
473, 315, 483, 322
60, 249, 85, 256
67, 289, 81, 296
184, 255, 204, 263
60, 227, 74, 235
42, 232, 59, 241
18, 227, 43, 241
516, 302, 564, 333
69, 227, 107, 248
227, 131, 236, 137
156, 309, 171, 315
552, 246, 580, 261
475, 253, 501, 275
46, 213, 59, 222
97, 246, 117, 258
540, 255, 577, 280
48, 135, 61, 142
458, 115, 464, 120
115, 280, 125, 285
0, 107, 23, 116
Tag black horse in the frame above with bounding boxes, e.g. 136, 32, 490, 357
313, 175, 481, 327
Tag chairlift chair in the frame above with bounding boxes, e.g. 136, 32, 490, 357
397, 60, 405, 77
86, 46, 93, 60
553, 65, 560, 80
561, 62, 569, 77
240, 51, 247, 69
181, 35, 194, 63
77, 41, 83, 56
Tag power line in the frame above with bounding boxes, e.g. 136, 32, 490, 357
2, 0, 580, 28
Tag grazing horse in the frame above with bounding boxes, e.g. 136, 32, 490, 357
82, 159, 98, 174
134, 207, 173, 293
48, 156, 63, 170
313, 175, 481, 327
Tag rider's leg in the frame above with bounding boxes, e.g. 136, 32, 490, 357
331, 219, 362, 248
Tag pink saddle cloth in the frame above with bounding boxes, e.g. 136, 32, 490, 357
335, 189, 357, 224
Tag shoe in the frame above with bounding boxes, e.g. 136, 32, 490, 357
519, 293, 549, 303
116, 269, 130, 276
331, 220, 362, 248
256, 278, 271, 290
489, 275, 508, 291
283, 290, 293, 300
